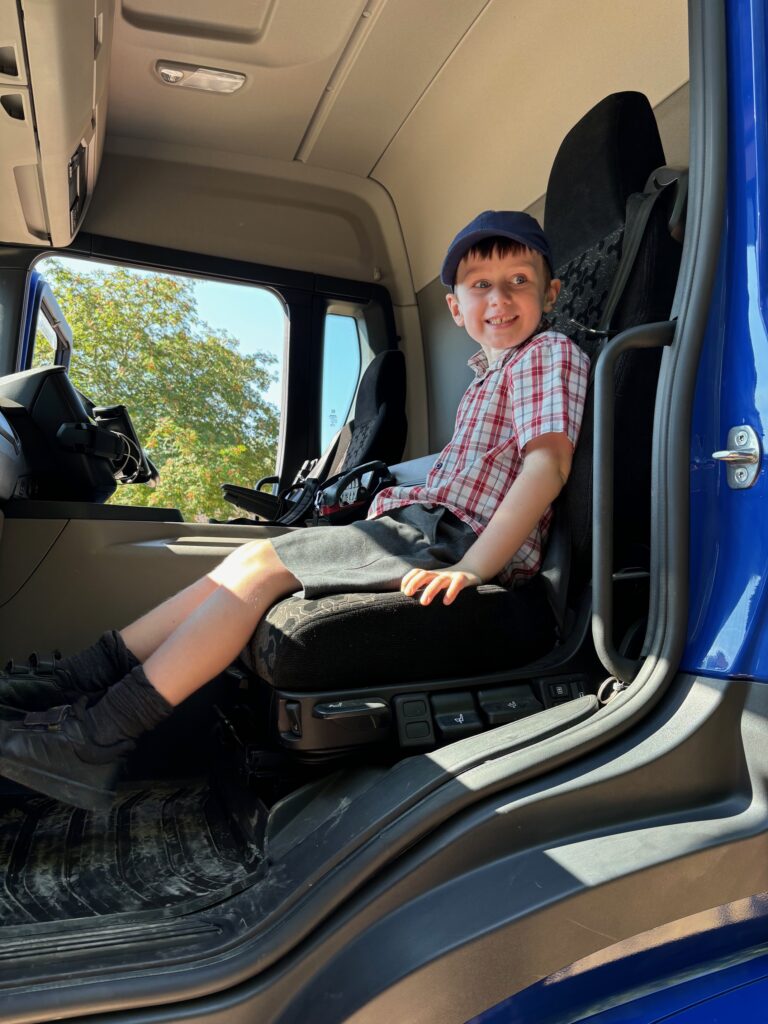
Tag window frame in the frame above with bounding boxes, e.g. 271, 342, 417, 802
20, 270, 73, 371
14, 233, 399, 489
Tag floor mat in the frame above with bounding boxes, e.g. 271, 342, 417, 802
0, 780, 259, 924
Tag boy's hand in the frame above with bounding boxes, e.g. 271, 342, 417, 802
400, 566, 483, 606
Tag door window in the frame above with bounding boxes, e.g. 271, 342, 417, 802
32, 255, 287, 522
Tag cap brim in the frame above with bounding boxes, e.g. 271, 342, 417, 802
440, 229, 551, 286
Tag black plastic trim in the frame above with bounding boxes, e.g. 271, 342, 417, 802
3, 498, 183, 522
593, 320, 675, 682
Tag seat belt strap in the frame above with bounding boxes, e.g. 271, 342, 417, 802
598, 166, 681, 336
576, 167, 681, 385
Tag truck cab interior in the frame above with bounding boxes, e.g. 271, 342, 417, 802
0, 3, 764, 1023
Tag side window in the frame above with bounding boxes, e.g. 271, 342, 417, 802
30, 312, 56, 368
32, 255, 287, 522
28, 281, 73, 369
320, 312, 361, 450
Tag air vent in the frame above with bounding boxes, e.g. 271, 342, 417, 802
68, 143, 88, 235
0, 94, 24, 120
0, 46, 18, 77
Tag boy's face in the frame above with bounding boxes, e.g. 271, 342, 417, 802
445, 247, 560, 358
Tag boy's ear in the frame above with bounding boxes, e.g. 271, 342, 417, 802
445, 291, 464, 325
543, 277, 561, 313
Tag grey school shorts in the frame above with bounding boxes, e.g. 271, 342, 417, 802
269, 504, 476, 599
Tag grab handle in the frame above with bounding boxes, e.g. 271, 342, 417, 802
593, 320, 675, 682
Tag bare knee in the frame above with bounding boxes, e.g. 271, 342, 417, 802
217, 538, 297, 598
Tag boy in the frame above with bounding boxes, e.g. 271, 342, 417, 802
0, 211, 589, 810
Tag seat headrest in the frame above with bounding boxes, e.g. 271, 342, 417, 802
353, 350, 406, 422
544, 92, 666, 269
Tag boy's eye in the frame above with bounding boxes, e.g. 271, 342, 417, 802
511, 274, 527, 285
472, 279, 491, 288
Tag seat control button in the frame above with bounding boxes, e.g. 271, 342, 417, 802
430, 691, 483, 739
477, 686, 542, 724
393, 693, 435, 748
549, 682, 572, 703
406, 721, 431, 740
403, 699, 427, 718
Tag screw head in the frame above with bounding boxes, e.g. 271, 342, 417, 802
735, 430, 749, 446
735, 467, 749, 483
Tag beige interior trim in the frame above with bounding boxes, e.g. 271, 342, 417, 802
0, 517, 289, 656
18, 0, 115, 246
302, 0, 489, 176
84, 135, 416, 305
371, 0, 689, 292
392, 302, 428, 458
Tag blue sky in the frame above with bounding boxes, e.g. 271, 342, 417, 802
193, 277, 286, 407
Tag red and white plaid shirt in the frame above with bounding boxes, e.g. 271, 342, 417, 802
368, 330, 589, 586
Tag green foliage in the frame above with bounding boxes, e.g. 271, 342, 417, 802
40, 260, 280, 521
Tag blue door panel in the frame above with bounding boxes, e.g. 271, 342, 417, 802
685, 0, 768, 681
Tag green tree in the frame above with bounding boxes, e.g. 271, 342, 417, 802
39, 260, 280, 521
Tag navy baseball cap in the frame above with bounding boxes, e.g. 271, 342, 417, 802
440, 210, 554, 287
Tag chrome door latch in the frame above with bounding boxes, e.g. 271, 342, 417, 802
712, 425, 761, 489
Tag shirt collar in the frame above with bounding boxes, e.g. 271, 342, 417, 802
467, 320, 552, 379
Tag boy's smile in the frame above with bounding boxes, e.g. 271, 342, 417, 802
446, 249, 561, 363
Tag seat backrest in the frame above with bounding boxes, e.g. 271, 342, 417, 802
544, 91, 682, 588
321, 349, 407, 478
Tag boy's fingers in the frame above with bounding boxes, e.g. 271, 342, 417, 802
400, 568, 421, 592
442, 575, 467, 605
419, 575, 450, 605
401, 569, 431, 595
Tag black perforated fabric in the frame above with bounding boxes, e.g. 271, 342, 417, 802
247, 579, 555, 691
551, 227, 624, 344
337, 409, 384, 473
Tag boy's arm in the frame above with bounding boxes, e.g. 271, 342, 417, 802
400, 432, 573, 606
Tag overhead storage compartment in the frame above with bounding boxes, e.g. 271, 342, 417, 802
0, 0, 114, 247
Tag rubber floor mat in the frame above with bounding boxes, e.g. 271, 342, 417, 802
0, 780, 259, 924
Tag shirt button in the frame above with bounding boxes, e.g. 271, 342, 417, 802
435, 462, 443, 469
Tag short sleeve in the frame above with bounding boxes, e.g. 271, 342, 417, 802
509, 335, 590, 452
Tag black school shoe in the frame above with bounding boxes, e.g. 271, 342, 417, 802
0, 665, 173, 810
0, 631, 140, 716
0, 655, 73, 717
0, 704, 134, 810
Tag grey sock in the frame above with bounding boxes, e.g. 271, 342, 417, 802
83, 665, 173, 746
57, 630, 140, 695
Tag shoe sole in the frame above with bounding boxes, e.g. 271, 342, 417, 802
0, 754, 116, 811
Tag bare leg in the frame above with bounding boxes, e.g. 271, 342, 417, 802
142, 540, 299, 706
120, 538, 278, 662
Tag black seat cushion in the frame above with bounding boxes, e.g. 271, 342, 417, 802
247, 576, 555, 692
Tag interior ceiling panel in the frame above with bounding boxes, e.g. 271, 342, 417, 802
304, 0, 489, 176
107, 0, 368, 159
121, 0, 274, 47
371, 0, 689, 292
